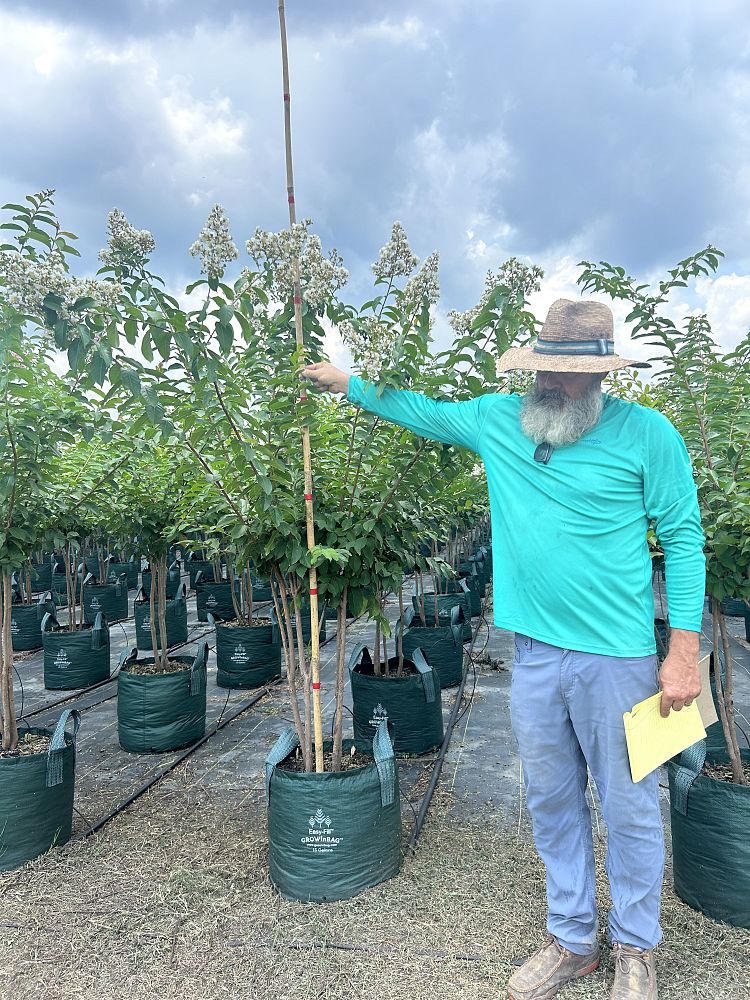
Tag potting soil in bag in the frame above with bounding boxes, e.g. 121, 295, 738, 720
42, 612, 110, 689
349, 645, 444, 755
669, 741, 750, 928
0, 710, 80, 871
117, 644, 207, 753
265, 722, 401, 902
214, 619, 282, 688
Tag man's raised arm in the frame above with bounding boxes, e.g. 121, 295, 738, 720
302, 362, 491, 454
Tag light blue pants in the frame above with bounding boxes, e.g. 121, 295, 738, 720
510, 634, 664, 954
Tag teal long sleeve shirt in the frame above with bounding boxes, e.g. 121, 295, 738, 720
347, 376, 706, 657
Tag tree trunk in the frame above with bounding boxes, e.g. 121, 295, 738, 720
1, 573, 18, 751
331, 587, 348, 771
156, 555, 169, 670
148, 560, 159, 666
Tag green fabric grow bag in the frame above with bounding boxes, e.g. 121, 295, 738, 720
134, 586, 188, 650
400, 607, 464, 688
412, 590, 471, 642
669, 741, 750, 928
107, 560, 139, 590
142, 563, 182, 599
29, 562, 52, 594
214, 619, 282, 689
349, 645, 444, 756
117, 644, 207, 753
250, 577, 273, 603
455, 574, 481, 617
271, 608, 327, 645
0, 710, 80, 871
10, 597, 55, 652
265, 722, 401, 902
42, 612, 110, 690
83, 576, 129, 624
196, 577, 240, 622
188, 559, 214, 589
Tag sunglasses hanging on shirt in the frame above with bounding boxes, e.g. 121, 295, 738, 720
534, 442, 554, 464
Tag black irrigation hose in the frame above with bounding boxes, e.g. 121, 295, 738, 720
407, 589, 489, 851
81, 622, 345, 837
80, 676, 286, 839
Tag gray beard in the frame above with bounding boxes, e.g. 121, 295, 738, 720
520, 384, 604, 446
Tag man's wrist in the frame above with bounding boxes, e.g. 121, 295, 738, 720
668, 628, 700, 655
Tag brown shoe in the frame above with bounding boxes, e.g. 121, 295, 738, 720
508, 934, 600, 1000
611, 943, 658, 999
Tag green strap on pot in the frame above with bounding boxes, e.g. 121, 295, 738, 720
190, 641, 208, 696
177, 583, 187, 601
91, 612, 106, 650
46, 709, 81, 787
195, 570, 204, 586
118, 646, 138, 670
41, 611, 58, 633
411, 647, 436, 703
347, 643, 368, 675
372, 719, 397, 806
265, 726, 301, 803
671, 739, 708, 816
82, 572, 94, 587
115, 573, 127, 596
206, 612, 217, 626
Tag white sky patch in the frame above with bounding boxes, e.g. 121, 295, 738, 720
161, 90, 245, 159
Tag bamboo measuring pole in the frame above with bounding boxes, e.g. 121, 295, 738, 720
278, 0, 324, 773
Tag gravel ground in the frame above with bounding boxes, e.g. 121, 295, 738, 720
1, 769, 748, 1000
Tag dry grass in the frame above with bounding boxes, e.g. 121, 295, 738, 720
1, 770, 748, 1000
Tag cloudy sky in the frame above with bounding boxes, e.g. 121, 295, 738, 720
2, 0, 750, 363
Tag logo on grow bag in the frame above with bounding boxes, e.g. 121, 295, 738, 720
54, 650, 70, 669
231, 644, 249, 665
369, 702, 388, 728
142, 615, 150, 629
90, 597, 101, 610
206, 595, 218, 607
10, 619, 19, 635
301, 807, 342, 855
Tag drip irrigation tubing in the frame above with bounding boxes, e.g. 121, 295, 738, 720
408, 582, 490, 851
78, 621, 346, 838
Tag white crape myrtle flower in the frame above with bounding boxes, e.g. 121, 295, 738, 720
246, 219, 348, 310
0, 248, 122, 320
447, 257, 543, 336
371, 222, 419, 280
340, 315, 397, 380
403, 251, 440, 309
98, 208, 156, 268
189, 204, 239, 281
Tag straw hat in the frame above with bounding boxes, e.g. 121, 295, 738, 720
496, 298, 650, 373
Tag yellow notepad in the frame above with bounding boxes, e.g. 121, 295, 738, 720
623, 693, 707, 783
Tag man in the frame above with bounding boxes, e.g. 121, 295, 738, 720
303, 298, 704, 1000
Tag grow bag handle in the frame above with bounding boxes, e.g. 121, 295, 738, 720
177, 583, 187, 601
91, 612, 107, 650
46, 708, 81, 788
395, 608, 415, 640
82, 572, 95, 587
114, 573, 127, 596
372, 719, 397, 807
671, 738, 708, 816
411, 647, 436, 703
458, 579, 470, 594
195, 570, 205, 586
135, 585, 147, 603
190, 641, 208, 696
118, 646, 138, 670
347, 643, 369, 675
40, 611, 59, 633
264, 726, 301, 804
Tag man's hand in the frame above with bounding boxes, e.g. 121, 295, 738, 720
301, 362, 350, 396
658, 628, 701, 718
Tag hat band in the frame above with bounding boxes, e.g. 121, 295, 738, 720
534, 337, 613, 356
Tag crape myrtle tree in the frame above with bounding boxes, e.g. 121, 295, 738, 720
580, 247, 750, 785
0, 193, 122, 751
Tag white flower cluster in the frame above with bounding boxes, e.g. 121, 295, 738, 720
246, 219, 348, 310
340, 315, 397, 379
0, 249, 122, 319
98, 208, 156, 268
447, 257, 543, 336
371, 221, 418, 280
403, 251, 440, 308
189, 204, 239, 281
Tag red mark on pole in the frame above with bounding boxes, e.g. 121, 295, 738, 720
304, 493, 312, 501
300, 392, 308, 401
293, 295, 301, 304
283, 92, 290, 101
312, 682, 321, 690
309, 588, 318, 596
288, 195, 295, 204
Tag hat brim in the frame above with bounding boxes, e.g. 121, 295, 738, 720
496, 346, 651, 374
